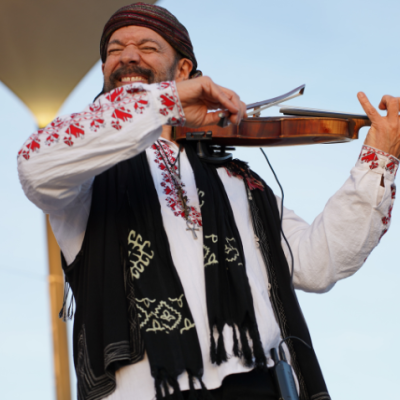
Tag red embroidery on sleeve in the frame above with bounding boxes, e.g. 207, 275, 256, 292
106, 87, 124, 103
386, 162, 395, 173
388, 156, 399, 177
359, 145, 400, 176
382, 205, 393, 226
157, 82, 171, 90
380, 204, 394, 241
111, 120, 122, 130
133, 98, 149, 114
156, 82, 185, 125
112, 107, 133, 123
45, 133, 59, 145
64, 137, 74, 147
66, 123, 85, 138
61, 123, 86, 146
20, 133, 41, 159
159, 93, 176, 116
18, 84, 151, 160
90, 119, 105, 132
168, 116, 185, 126
360, 148, 379, 169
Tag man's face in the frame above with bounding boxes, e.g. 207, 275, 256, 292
102, 25, 182, 92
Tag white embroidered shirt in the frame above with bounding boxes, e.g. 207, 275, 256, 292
17, 82, 398, 400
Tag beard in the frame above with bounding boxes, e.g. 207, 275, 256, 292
102, 58, 180, 94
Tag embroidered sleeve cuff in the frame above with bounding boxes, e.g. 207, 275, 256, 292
155, 81, 186, 127
357, 145, 399, 180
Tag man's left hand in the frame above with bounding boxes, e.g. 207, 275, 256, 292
358, 92, 400, 158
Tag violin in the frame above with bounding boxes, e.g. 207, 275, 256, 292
174, 85, 371, 162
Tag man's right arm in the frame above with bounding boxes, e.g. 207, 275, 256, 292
18, 76, 246, 215
18, 81, 185, 214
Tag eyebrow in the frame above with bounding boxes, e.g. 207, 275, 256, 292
107, 38, 161, 48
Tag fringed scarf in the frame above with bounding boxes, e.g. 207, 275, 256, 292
61, 143, 330, 400
117, 143, 266, 397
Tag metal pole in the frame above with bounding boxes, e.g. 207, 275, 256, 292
46, 215, 72, 400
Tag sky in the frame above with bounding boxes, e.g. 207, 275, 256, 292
1, 0, 400, 399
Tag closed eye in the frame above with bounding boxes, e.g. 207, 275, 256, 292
140, 46, 158, 52
108, 48, 122, 55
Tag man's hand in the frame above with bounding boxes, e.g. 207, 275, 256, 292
176, 76, 247, 128
358, 92, 400, 158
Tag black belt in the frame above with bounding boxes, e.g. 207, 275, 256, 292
181, 368, 279, 400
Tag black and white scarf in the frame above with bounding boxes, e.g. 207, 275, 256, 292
119, 142, 266, 397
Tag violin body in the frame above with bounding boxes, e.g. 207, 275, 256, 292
176, 116, 371, 147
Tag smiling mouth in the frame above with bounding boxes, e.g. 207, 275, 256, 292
107, 66, 154, 91
120, 76, 148, 84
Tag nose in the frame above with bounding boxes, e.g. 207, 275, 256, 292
120, 45, 141, 65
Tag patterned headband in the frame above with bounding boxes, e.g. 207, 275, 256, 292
100, 2, 201, 77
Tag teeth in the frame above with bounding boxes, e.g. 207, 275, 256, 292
121, 76, 146, 82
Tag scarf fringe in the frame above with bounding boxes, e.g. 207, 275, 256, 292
155, 370, 212, 400
187, 373, 213, 400
209, 327, 228, 365
232, 325, 240, 357
249, 324, 267, 368
59, 281, 74, 321
209, 323, 267, 369
239, 326, 253, 367
216, 328, 228, 365
210, 331, 217, 364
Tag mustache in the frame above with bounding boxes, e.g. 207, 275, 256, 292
109, 65, 155, 84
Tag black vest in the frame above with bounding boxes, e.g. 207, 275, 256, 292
62, 151, 331, 400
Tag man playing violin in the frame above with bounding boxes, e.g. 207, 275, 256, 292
17, 3, 400, 400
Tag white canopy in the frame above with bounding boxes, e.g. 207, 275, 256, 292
0, 0, 157, 127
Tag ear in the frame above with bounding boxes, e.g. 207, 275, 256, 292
101, 63, 105, 74
174, 58, 193, 82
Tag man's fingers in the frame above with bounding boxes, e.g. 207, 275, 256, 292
213, 87, 240, 115
216, 100, 247, 126
378, 96, 388, 110
357, 92, 381, 123
202, 110, 229, 127
375, 95, 399, 126
206, 82, 245, 124
384, 96, 399, 125
378, 94, 397, 110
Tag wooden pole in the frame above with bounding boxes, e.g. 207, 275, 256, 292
46, 215, 72, 400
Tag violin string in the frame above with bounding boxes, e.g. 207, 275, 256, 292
259, 148, 295, 287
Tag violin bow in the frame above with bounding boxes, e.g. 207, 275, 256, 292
246, 84, 306, 116
217, 84, 306, 127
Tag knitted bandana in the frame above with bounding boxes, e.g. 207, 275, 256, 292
100, 2, 200, 77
